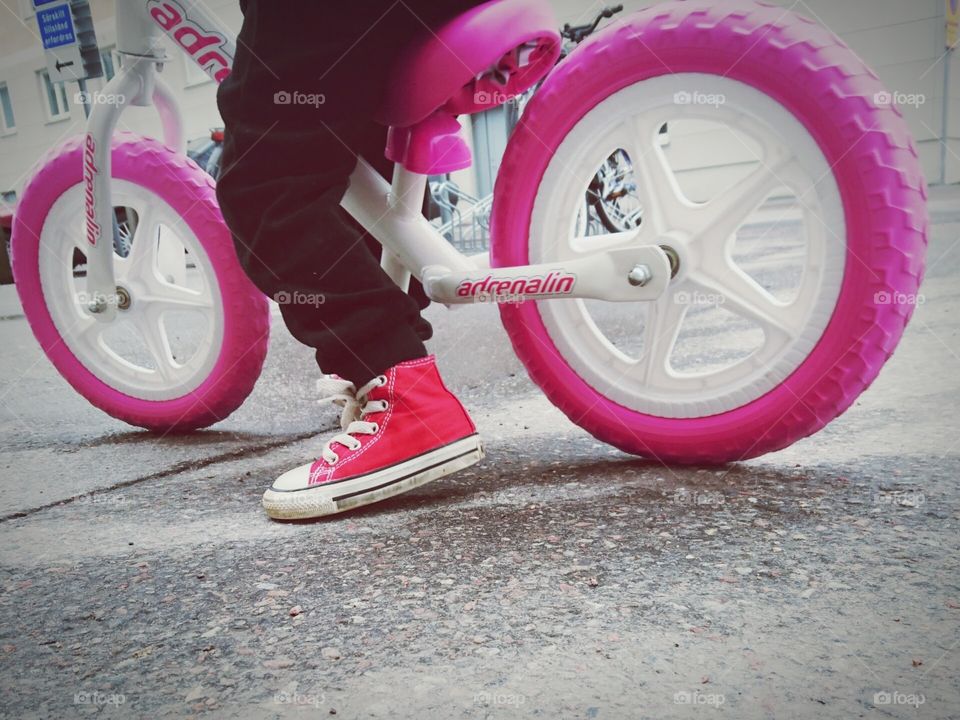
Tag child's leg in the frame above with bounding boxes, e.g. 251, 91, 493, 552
216, 116, 427, 387
215, 0, 479, 386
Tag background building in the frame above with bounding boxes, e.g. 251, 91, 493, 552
0, 0, 957, 217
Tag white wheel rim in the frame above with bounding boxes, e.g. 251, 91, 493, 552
38, 180, 225, 401
528, 74, 846, 418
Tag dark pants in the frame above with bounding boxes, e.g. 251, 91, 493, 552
216, 0, 482, 386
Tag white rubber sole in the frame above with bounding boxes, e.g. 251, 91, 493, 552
261, 434, 484, 520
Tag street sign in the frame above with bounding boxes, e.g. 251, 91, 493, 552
35, 1, 84, 83
33, 0, 103, 84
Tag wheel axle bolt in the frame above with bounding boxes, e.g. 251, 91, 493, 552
628, 264, 653, 287
88, 296, 107, 314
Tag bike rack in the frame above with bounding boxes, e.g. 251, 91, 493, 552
429, 181, 493, 253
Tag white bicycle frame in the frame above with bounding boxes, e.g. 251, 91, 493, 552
82, 0, 670, 321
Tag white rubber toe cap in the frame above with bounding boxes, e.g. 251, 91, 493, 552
270, 462, 314, 492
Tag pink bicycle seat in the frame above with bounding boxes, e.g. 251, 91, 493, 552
378, 0, 561, 128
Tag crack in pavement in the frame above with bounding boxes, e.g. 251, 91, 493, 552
0, 430, 321, 523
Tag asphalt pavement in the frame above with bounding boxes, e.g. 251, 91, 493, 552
0, 188, 957, 719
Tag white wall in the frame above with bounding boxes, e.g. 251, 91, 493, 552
0, 0, 956, 217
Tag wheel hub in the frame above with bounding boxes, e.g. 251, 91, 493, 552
116, 285, 132, 311
659, 244, 681, 279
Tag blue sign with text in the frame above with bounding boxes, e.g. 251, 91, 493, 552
36, 3, 77, 50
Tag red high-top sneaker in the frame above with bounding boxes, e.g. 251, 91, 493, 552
262, 356, 483, 519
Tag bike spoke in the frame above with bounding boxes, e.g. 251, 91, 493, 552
139, 282, 214, 312
693, 154, 792, 243
137, 307, 177, 381
688, 256, 800, 340
570, 226, 652, 256
156, 231, 188, 286
613, 117, 688, 232
631, 289, 688, 386
609, 204, 643, 230
71, 317, 103, 345
122, 207, 159, 278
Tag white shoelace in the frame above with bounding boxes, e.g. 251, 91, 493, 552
316, 374, 388, 465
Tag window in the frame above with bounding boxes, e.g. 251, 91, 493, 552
0, 83, 15, 135
100, 47, 120, 82
37, 70, 70, 122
